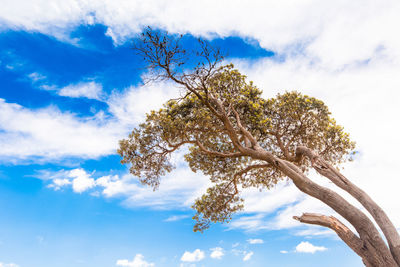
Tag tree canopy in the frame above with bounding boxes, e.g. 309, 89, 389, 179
119, 65, 354, 231
118, 28, 400, 267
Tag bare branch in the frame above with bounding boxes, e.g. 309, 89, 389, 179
293, 213, 367, 261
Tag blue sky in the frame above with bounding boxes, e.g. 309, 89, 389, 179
1, 1, 400, 267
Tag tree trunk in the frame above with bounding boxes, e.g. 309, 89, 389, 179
249, 148, 398, 266
296, 146, 400, 266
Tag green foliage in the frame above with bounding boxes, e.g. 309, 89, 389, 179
118, 64, 355, 232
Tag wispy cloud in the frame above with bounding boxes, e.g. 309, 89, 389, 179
57, 81, 103, 100
247, 239, 264, 244
243, 251, 254, 261
28, 72, 46, 82
164, 215, 189, 222
0, 263, 19, 267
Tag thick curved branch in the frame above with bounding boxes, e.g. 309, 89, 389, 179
247, 148, 397, 266
294, 213, 364, 257
296, 146, 400, 266
293, 213, 379, 267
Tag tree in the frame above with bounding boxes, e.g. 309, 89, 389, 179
118, 28, 400, 267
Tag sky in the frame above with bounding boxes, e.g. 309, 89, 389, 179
1, 1, 400, 266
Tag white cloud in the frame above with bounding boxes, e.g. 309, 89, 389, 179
295, 241, 327, 254
42, 163, 211, 210
2, 0, 399, 68
247, 239, 264, 244
241, 182, 303, 214
164, 215, 189, 222
42, 168, 95, 193
243, 251, 254, 261
229, 180, 342, 234
210, 247, 224, 259
47, 178, 71, 191
28, 72, 46, 82
268, 194, 335, 231
69, 168, 95, 193
104, 169, 208, 209
229, 214, 268, 231
58, 81, 103, 100
121, 167, 211, 209
107, 81, 179, 127
280, 250, 288, 254
0, 80, 179, 163
116, 254, 154, 267
0, 99, 121, 161
180, 249, 205, 262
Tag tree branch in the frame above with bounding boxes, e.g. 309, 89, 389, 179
251, 151, 397, 266
232, 106, 259, 148
295, 146, 400, 266
293, 213, 364, 257
235, 163, 271, 177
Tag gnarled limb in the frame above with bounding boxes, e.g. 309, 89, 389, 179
296, 146, 400, 266
293, 213, 372, 265
249, 149, 397, 266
